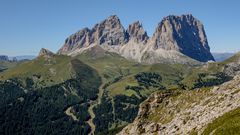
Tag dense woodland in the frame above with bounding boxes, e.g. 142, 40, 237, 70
135, 72, 165, 89
193, 72, 232, 88
0, 60, 102, 135
93, 93, 143, 134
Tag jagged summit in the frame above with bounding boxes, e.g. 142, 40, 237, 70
127, 21, 149, 44
91, 14, 127, 45
58, 14, 214, 63
38, 48, 54, 57
58, 15, 127, 55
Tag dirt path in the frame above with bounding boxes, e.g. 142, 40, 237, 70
65, 106, 78, 121
87, 80, 106, 135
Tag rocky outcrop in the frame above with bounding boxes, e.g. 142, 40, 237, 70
118, 75, 240, 135
38, 48, 54, 57
223, 52, 240, 76
58, 14, 214, 63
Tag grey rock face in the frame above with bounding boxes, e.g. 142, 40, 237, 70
91, 15, 127, 45
58, 14, 214, 63
150, 14, 214, 62
127, 21, 149, 44
58, 15, 127, 55
0, 55, 9, 61
59, 28, 92, 55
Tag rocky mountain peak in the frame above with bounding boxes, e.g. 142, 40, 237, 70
127, 21, 149, 44
58, 28, 92, 55
91, 15, 127, 45
39, 48, 54, 57
103, 15, 121, 26
58, 15, 128, 55
151, 14, 214, 62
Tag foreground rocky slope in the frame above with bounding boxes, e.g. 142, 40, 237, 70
58, 14, 214, 63
118, 73, 240, 135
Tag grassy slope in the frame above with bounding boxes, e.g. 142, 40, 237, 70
0, 55, 73, 87
220, 52, 240, 64
76, 50, 192, 97
203, 107, 240, 135
107, 64, 188, 97
0, 61, 19, 71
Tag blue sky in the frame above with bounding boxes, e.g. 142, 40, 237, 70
0, 0, 239, 56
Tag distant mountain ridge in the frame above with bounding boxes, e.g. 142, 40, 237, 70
212, 52, 235, 62
0, 55, 9, 61
0, 55, 35, 61
58, 14, 214, 63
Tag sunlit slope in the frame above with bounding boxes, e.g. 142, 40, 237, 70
0, 55, 74, 87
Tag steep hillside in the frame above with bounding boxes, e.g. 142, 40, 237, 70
118, 54, 240, 135
0, 49, 237, 135
118, 75, 240, 135
74, 47, 237, 134
180, 52, 240, 89
0, 56, 101, 135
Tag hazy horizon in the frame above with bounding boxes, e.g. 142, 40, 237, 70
0, 0, 240, 55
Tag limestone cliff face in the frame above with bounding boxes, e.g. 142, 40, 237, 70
58, 14, 214, 63
118, 75, 240, 135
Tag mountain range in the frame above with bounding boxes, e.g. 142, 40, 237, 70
58, 14, 214, 64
